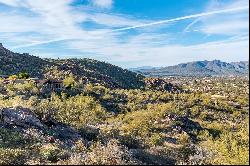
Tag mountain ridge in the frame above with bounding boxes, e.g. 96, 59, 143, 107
130, 60, 249, 77
0, 43, 145, 89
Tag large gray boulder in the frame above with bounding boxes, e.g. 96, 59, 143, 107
1, 106, 44, 129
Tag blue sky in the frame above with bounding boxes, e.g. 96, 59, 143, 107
0, 0, 249, 68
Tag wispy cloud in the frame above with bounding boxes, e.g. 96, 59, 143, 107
10, 5, 249, 49
0, 0, 249, 68
66, 33, 249, 68
91, 0, 113, 9
12, 38, 70, 49
88, 13, 149, 28
184, 0, 249, 35
0, 0, 21, 7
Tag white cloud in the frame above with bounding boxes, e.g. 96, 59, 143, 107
185, 0, 249, 36
0, 0, 248, 68
91, 0, 113, 8
202, 20, 249, 35
0, 13, 42, 33
5, 4, 248, 49
62, 31, 249, 68
0, 0, 90, 48
88, 13, 149, 27
0, 0, 150, 48
0, 0, 21, 7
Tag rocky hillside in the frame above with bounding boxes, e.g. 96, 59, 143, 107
0, 43, 145, 89
132, 60, 249, 77
0, 76, 248, 165
0, 43, 50, 77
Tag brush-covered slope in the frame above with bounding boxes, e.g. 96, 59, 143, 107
44, 58, 145, 89
0, 43, 50, 77
0, 43, 145, 89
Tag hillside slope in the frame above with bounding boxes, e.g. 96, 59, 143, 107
0, 43, 144, 89
0, 43, 50, 77
44, 58, 145, 89
132, 60, 249, 77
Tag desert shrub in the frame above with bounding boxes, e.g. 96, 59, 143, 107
190, 106, 201, 117
6, 82, 39, 96
199, 112, 214, 121
18, 72, 30, 79
0, 81, 5, 92
73, 140, 87, 153
0, 129, 40, 165
58, 139, 139, 165
147, 133, 164, 146
178, 132, 191, 145
49, 94, 108, 128
176, 144, 211, 165
63, 74, 76, 89
85, 139, 138, 165
0, 128, 30, 148
35, 93, 108, 128
103, 103, 174, 147
0, 148, 27, 165
0, 76, 248, 165
26, 96, 40, 109
8, 75, 18, 80
39, 143, 67, 162
197, 130, 211, 141
35, 99, 55, 120
118, 109, 162, 145
200, 118, 249, 165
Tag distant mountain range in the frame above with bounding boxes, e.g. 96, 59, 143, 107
130, 60, 249, 77
130, 66, 162, 71
0, 43, 145, 89
1, 42, 248, 85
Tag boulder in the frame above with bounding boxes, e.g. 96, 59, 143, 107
1, 106, 44, 129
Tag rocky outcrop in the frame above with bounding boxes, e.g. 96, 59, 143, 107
144, 78, 183, 93
1, 106, 85, 148
1, 106, 44, 129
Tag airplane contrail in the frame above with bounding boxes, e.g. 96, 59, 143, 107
12, 38, 69, 49
112, 6, 249, 32
13, 6, 249, 49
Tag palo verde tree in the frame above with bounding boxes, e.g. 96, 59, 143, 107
18, 71, 30, 79
63, 74, 76, 89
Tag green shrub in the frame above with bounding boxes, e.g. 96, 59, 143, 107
178, 132, 191, 145
63, 74, 76, 89
52, 94, 108, 128
18, 72, 30, 79
39, 144, 66, 162
148, 133, 164, 146
0, 148, 27, 165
